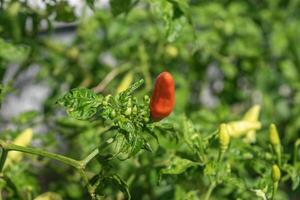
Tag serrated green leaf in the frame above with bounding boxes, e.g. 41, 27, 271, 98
127, 134, 144, 157
119, 120, 135, 133
57, 88, 102, 120
107, 175, 131, 200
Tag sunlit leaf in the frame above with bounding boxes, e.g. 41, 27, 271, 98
57, 88, 102, 120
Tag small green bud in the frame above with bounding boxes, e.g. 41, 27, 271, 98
102, 95, 112, 106
219, 123, 230, 153
242, 153, 254, 160
269, 124, 281, 146
272, 164, 281, 182
110, 110, 116, 118
102, 100, 108, 106
127, 98, 132, 107
124, 107, 132, 116
143, 95, 150, 103
105, 94, 112, 101
264, 152, 273, 160
132, 106, 138, 115
144, 117, 149, 122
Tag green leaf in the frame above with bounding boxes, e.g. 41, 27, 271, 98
160, 156, 198, 175
0, 39, 30, 62
57, 88, 102, 120
55, 1, 76, 22
283, 164, 300, 190
127, 133, 144, 157
112, 132, 145, 159
167, 0, 189, 16
86, 0, 95, 10
110, 175, 131, 200
110, 0, 132, 16
118, 119, 135, 133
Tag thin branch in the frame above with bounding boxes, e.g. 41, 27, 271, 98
92, 65, 131, 93
0, 141, 82, 169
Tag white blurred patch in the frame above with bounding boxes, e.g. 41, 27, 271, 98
1, 65, 51, 120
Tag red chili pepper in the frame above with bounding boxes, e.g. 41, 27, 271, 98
150, 71, 175, 121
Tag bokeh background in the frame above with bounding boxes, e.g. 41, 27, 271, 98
0, 0, 299, 199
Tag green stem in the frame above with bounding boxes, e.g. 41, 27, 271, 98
271, 181, 278, 200
78, 169, 96, 199
0, 149, 8, 172
294, 139, 300, 165
274, 145, 281, 166
0, 141, 82, 169
204, 182, 216, 200
217, 150, 224, 162
81, 148, 99, 167
0, 140, 104, 200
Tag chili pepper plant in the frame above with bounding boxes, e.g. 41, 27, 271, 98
0, 0, 300, 200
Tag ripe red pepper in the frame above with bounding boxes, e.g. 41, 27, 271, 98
150, 71, 175, 121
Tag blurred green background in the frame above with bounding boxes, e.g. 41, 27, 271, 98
0, 0, 299, 199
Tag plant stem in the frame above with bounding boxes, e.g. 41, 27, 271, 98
81, 148, 99, 167
294, 139, 300, 165
0, 140, 82, 169
78, 169, 96, 199
0, 140, 105, 199
0, 149, 8, 172
204, 182, 216, 200
274, 145, 281, 166
271, 182, 278, 200
217, 149, 224, 162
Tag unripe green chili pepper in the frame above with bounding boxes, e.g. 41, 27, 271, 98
219, 123, 230, 154
269, 123, 281, 166
272, 164, 281, 182
150, 71, 175, 121
269, 124, 281, 146
271, 164, 281, 200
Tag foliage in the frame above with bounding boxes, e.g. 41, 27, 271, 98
0, 0, 299, 199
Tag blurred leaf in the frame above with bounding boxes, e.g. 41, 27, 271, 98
0, 39, 30, 62
160, 156, 198, 175
55, 1, 76, 22
34, 192, 62, 200
283, 164, 300, 190
109, 175, 131, 199
117, 79, 144, 101
110, 0, 132, 16
86, 0, 95, 10
151, 0, 188, 42
116, 71, 134, 93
